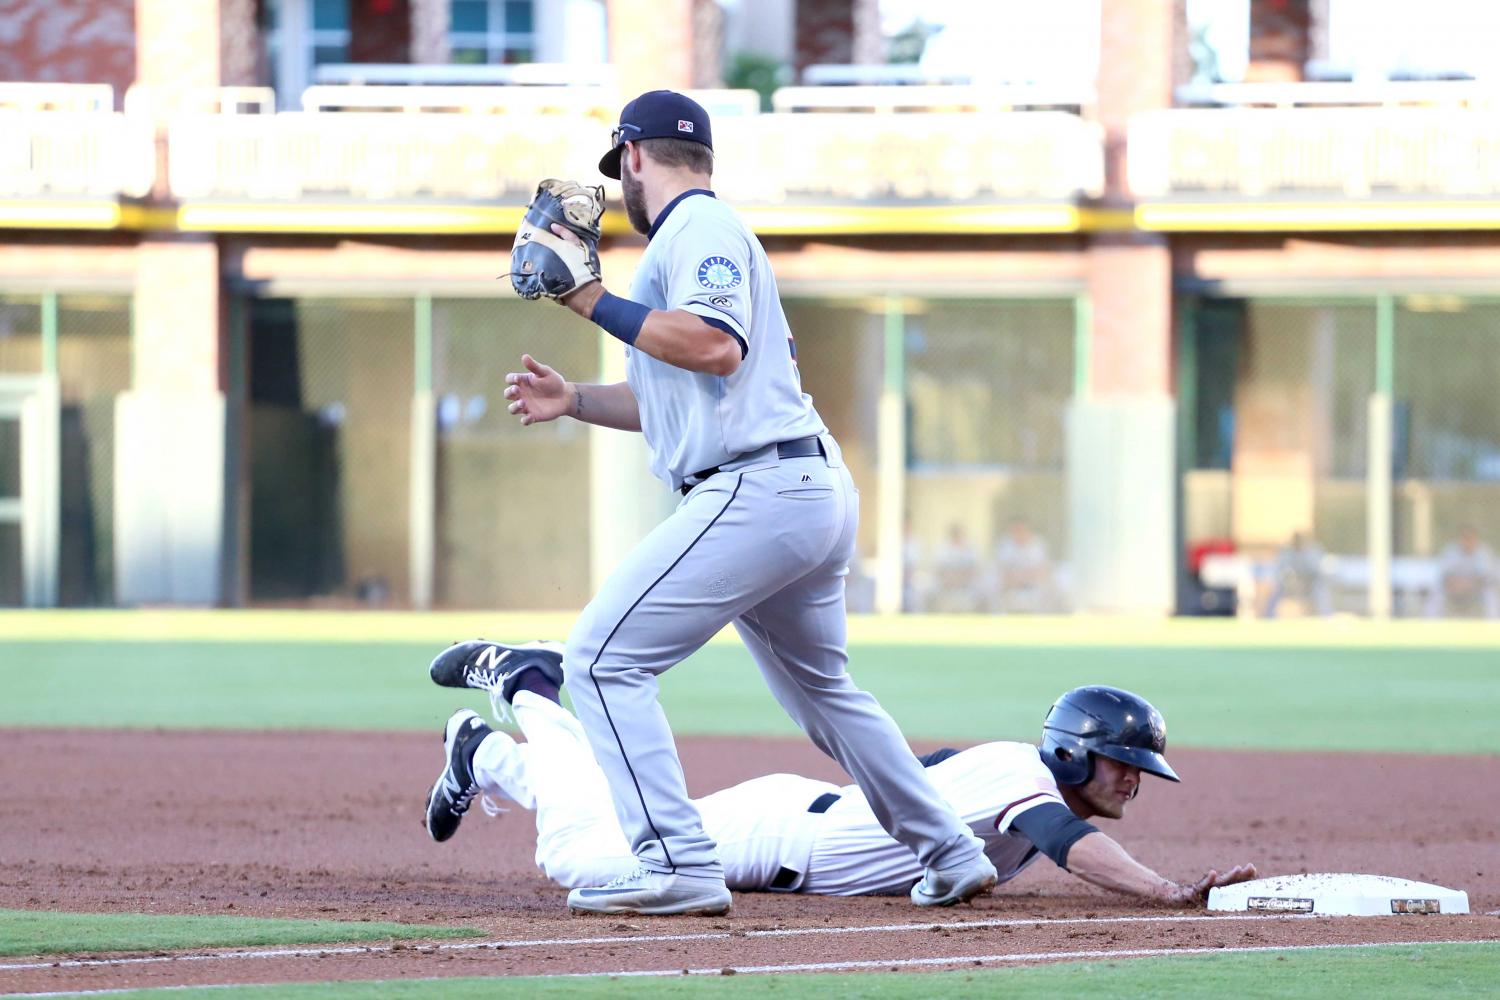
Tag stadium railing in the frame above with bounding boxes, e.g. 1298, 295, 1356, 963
0, 84, 154, 203
164, 85, 1103, 210
1130, 106, 1500, 200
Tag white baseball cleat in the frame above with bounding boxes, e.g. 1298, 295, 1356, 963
567, 866, 732, 916
910, 854, 998, 907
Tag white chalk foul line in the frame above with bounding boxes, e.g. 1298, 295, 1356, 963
2, 939, 1493, 997
0, 912, 1294, 973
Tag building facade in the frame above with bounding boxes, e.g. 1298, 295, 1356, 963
2, 0, 1498, 617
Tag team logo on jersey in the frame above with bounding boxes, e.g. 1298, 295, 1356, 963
697, 256, 743, 289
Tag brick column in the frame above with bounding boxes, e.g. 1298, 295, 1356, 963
1069, 0, 1187, 613
1248, 0, 1310, 82
219, 0, 260, 86
410, 0, 450, 64
118, 0, 228, 605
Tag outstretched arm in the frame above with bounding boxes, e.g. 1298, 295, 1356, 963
1065, 831, 1257, 906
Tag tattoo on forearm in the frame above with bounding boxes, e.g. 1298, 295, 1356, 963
573, 385, 583, 419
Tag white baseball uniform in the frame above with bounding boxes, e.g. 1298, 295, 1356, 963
561, 189, 984, 882
473, 692, 1061, 894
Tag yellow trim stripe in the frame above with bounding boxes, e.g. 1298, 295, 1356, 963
13, 197, 1500, 235
174, 203, 531, 234
0, 200, 123, 229
1136, 200, 1500, 231
737, 204, 1086, 235
169, 201, 1094, 236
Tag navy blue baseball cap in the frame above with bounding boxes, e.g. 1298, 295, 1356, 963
599, 90, 714, 179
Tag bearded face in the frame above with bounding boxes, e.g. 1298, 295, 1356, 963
621, 149, 651, 235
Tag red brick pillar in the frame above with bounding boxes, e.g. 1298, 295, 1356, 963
1089, 0, 1182, 399
1248, 0, 1311, 83
794, 0, 881, 78
1070, 0, 1188, 613
0, 0, 136, 102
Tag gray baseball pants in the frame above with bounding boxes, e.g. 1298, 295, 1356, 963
563, 436, 984, 879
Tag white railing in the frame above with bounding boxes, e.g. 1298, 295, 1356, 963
300, 83, 616, 114
1130, 108, 1500, 198
0, 111, 155, 198
1174, 79, 1500, 109
716, 112, 1102, 203
123, 85, 276, 117
167, 112, 608, 201
167, 110, 1103, 205
772, 83, 1093, 114
312, 62, 616, 87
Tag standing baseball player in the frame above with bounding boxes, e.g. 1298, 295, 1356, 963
438, 90, 995, 916
424, 654, 1256, 905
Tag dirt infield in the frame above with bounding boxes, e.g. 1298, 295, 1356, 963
2, 728, 1497, 993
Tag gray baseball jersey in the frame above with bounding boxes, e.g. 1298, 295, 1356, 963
560, 186, 986, 888
624, 190, 825, 490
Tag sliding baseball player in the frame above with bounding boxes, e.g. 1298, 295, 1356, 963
424, 641, 1256, 906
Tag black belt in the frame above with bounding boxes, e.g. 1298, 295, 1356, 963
768, 791, 842, 890
680, 436, 825, 495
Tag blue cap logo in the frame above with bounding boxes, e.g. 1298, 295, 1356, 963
697, 256, 742, 289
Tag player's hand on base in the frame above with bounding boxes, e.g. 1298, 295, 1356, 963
504, 354, 572, 425
1167, 863, 1259, 906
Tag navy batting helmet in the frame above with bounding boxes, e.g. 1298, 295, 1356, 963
1040, 686, 1179, 786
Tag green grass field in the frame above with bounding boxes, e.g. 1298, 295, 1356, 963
14, 942, 1500, 999
2, 611, 1497, 752
4, 610, 1496, 995
0, 910, 480, 958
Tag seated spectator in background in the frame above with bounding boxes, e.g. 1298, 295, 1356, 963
902, 516, 932, 613
1428, 526, 1499, 620
1262, 532, 1331, 618
992, 517, 1055, 613
930, 523, 985, 613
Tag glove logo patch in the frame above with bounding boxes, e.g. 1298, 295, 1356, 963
697, 256, 743, 290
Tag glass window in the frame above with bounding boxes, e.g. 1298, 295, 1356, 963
452, 0, 488, 32
247, 298, 413, 606
902, 298, 1077, 615
504, 0, 533, 34
313, 0, 349, 31
0, 297, 42, 374
0, 417, 19, 498
449, 0, 537, 64
55, 295, 132, 606
906, 300, 1075, 470
431, 299, 597, 609
0, 522, 20, 607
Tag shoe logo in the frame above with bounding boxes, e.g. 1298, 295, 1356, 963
801, 474, 811, 482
